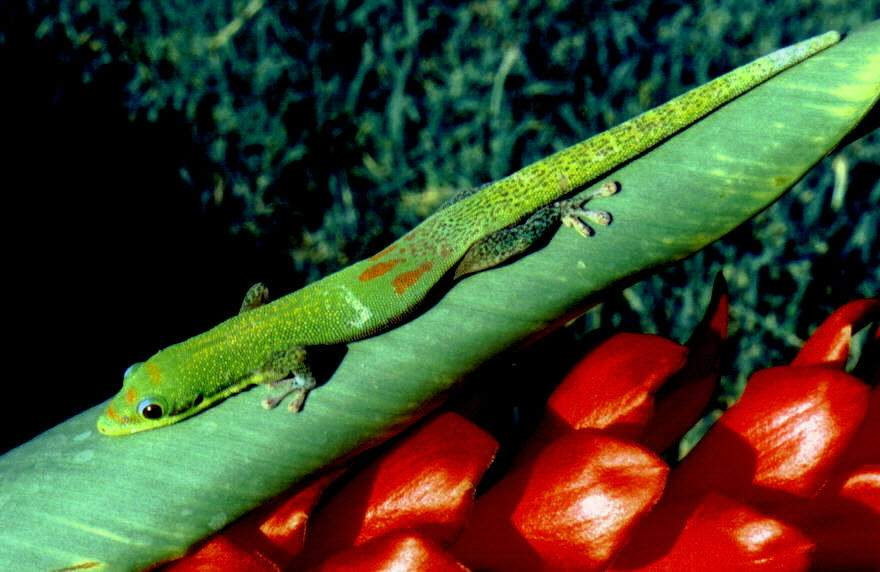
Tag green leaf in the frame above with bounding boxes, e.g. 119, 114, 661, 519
2, 24, 878, 570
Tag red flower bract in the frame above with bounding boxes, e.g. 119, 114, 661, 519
610, 492, 815, 571
542, 333, 689, 442
665, 365, 871, 505
451, 430, 668, 571
308, 530, 468, 572
291, 412, 498, 567
162, 296, 878, 571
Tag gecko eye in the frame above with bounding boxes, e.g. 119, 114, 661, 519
137, 398, 165, 420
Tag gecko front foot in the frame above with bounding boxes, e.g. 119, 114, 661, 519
253, 346, 317, 412
555, 181, 620, 238
262, 372, 316, 412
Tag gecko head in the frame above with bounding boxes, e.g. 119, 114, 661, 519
97, 361, 207, 436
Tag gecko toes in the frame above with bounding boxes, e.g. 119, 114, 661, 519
592, 180, 621, 198
556, 180, 620, 238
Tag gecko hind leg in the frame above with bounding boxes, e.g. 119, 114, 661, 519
453, 180, 620, 278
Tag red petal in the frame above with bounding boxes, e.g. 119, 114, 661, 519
308, 530, 468, 572
257, 470, 344, 558
642, 276, 728, 452
609, 493, 813, 571
828, 385, 880, 482
162, 536, 281, 572
451, 429, 668, 571
773, 465, 880, 571
838, 464, 880, 506
666, 366, 871, 504
535, 333, 688, 448
791, 298, 880, 369
813, 465, 880, 570
295, 412, 497, 566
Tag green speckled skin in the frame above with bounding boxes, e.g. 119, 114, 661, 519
98, 32, 839, 435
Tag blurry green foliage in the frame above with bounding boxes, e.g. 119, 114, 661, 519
29, 0, 879, 409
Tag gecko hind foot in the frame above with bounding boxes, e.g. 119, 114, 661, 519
559, 207, 611, 237
452, 180, 621, 278
555, 181, 620, 238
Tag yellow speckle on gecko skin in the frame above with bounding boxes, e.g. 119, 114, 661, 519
146, 362, 162, 385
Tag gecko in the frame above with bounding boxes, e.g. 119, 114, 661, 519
98, 31, 839, 435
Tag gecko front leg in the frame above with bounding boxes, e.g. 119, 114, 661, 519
453, 180, 620, 278
252, 346, 317, 412
237, 284, 318, 412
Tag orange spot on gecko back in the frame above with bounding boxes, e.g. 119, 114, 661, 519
125, 388, 139, 404
359, 259, 404, 282
391, 261, 434, 295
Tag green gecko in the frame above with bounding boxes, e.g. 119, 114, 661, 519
98, 31, 839, 435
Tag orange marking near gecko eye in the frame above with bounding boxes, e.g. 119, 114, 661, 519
125, 388, 139, 404
359, 259, 404, 282
105, 403, 125, 423
391, 261, 433, 295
